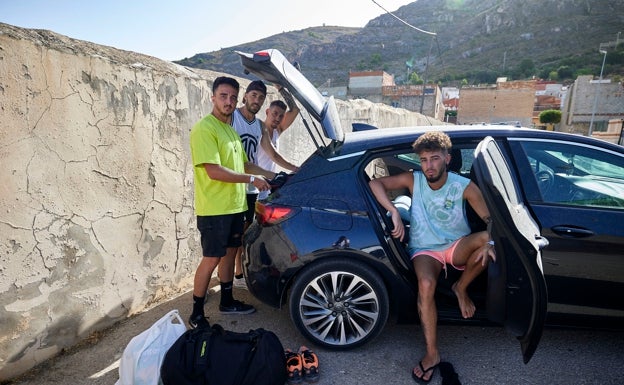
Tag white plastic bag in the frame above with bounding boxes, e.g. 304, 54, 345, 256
116, 309, 187, 385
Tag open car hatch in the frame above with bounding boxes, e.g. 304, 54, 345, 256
236, 49, 344, 144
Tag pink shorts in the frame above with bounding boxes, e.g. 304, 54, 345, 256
410, 238, 465, 273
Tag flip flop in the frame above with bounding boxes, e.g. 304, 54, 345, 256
411, 361, 439, 384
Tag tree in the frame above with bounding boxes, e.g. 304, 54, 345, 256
539, 109, 562, 131
409, 72, 424, 85
370, 53, 382, 68
557, 66, 574, 80
517, 59, 535, 78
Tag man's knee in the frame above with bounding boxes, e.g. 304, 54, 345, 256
418, 276, 437, 296
199, 256, 220, 269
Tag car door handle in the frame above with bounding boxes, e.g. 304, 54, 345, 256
551, 225, 594, 238
535, 236, 549, 249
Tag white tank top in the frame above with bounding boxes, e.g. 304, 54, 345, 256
257, 128, 280, 200
257, 128, 280, 172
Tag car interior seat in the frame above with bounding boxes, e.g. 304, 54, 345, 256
448, 148, 462, 174
467, 165, 487, 232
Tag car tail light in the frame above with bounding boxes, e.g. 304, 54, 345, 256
255, 201, 299, 225
253, 51, 271, 62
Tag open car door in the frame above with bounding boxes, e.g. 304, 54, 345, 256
473, 136, 549, 363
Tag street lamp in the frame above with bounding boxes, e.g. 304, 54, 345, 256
588, 49, 607, 136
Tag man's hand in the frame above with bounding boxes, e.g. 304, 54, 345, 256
389, 210, 405, 242
251, 175, 271, 191
475, 242, 496, 266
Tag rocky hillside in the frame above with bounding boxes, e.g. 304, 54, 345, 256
176, 0, 624, 86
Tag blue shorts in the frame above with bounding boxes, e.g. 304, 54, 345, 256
196, 213, 244, 257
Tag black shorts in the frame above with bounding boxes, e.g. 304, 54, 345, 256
196, 213, 244, 257
243, 193, 258, 223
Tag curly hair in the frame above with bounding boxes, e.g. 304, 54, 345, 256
412, 131, 452, 155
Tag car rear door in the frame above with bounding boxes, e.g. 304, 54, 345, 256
473, 136, 548, 363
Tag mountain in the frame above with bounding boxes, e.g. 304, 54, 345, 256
176, 0, 624, 87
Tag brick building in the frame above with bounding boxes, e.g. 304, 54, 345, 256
348, 70, 395, 101
457, 79, 536, 127
344, 70, 444, 121
381, 84, 444, 121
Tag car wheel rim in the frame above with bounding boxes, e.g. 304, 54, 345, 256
297, 270, 380, 346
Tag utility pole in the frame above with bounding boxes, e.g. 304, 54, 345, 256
588, 49, 608, 136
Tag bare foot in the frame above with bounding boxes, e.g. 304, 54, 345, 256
412, 354, 440, 382
452, 282, 476, 318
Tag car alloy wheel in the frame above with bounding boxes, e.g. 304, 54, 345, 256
289, 258, 389, 350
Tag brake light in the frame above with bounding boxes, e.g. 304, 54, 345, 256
255, 201, 298, 225
253, 51, 271, 62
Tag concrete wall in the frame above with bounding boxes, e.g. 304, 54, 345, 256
0, 23, 441, 380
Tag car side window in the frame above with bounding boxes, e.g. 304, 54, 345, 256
517, 140, 624, 209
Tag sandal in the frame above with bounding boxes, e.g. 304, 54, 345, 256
298, 345, 320, 383
411, 360, 439, 384
285, 349, 303, 384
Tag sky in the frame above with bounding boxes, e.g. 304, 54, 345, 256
1, 0, 415, 61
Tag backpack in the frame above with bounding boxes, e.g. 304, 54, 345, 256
160, 323, 287, 385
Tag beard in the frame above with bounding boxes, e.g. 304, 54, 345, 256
425, 167, 445, 183
246, 102, 261, 115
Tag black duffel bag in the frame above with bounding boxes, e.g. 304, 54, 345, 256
160, 323, 287, 385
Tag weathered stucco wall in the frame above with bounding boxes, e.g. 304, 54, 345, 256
0, 23, 441, 380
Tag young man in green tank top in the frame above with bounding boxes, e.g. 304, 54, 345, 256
369, 131, 496, 383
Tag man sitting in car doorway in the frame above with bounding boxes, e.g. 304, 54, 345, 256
369, 131, 496, 383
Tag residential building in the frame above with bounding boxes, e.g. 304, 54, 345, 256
560, 75, 624, 135
457, 79, 536, 127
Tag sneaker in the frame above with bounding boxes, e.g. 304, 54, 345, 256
188, 314, 209, 329
219, 300, 256, 314
285, 349, 303, 384
298, 346, 320, 383
233, 276, 248, 290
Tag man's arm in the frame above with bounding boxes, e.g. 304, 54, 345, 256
277, 86, 299, 133
260, 122, 299, 172
244, 161, 277, 180
203, 163, 270, 191
463, 182, 490, 222
368, 173, 413, 241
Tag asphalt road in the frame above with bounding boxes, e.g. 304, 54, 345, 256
9, 281, 624, 385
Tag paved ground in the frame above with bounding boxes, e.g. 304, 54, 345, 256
7, 274, 624, 385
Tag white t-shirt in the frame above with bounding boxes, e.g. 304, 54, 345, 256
257, 128, 280, 200
232, 109, 261, 194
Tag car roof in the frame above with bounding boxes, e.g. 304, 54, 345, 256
337, 125, 623, 156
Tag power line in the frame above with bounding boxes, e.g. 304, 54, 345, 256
371, 0, 437, 36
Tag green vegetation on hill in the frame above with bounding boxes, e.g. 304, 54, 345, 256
176, 0, 624, 87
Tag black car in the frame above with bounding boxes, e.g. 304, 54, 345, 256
238, 49, 624, 363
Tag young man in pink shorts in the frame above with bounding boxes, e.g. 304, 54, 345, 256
369, 131, 496, 383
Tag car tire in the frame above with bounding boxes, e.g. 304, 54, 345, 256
289, 258, 390, 350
